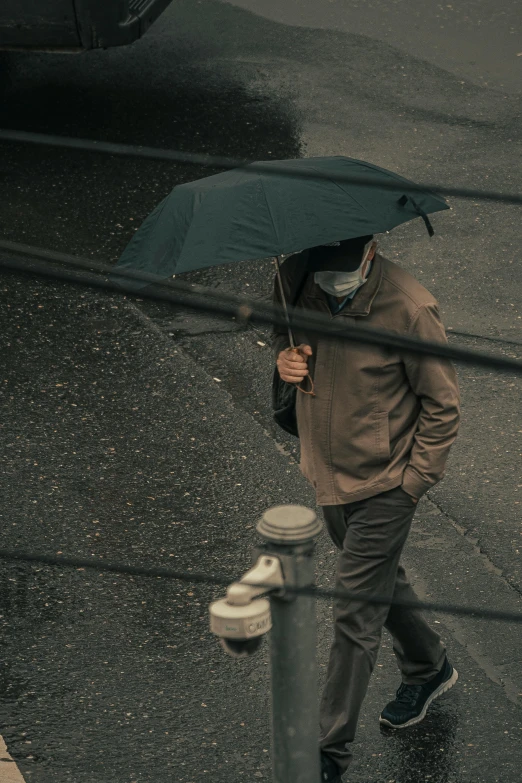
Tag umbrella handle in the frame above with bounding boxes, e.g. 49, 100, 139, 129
274, 257, 295, 349
275, 258, 315, 395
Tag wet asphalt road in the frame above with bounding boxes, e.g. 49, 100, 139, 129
0, 1, 521, 781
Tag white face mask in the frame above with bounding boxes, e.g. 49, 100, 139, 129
314, 242, 374, 297
314, 268, 365, 297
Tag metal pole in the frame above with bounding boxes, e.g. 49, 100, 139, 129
257, 505, 323, 783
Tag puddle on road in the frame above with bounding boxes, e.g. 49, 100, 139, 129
0, 23, 302, 267
380, 706, 459, 782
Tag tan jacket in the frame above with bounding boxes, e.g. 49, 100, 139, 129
273, 253, 460, 505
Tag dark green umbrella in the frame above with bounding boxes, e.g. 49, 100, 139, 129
113, 156, 448, 282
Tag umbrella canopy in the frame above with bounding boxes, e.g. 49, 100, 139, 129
113, 156, 449, 282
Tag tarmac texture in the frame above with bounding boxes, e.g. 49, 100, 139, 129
0, 1, 521, 781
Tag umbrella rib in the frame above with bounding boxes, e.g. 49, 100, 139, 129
259, 176, 280, 250
309, 165, 375, 218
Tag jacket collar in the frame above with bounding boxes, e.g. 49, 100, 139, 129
305, 253, 384, 317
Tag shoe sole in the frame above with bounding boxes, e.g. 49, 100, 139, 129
379, 667, 458, 730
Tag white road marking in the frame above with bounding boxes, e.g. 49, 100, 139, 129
0, 737, 26, 783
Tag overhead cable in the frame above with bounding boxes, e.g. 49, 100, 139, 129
0, 547, 520, 624
1, 250, 521, 375
1, 128, 521, 205
2, 239, 521, 352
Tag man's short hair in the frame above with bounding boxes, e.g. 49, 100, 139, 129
307, 235, 374, 272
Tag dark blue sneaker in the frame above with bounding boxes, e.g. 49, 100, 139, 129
379, 657, 458, 729
320, 752, 342, 782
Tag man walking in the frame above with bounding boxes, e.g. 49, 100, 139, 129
273, 236, 460, 782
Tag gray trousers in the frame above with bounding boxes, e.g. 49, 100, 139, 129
319, 486, 446, 772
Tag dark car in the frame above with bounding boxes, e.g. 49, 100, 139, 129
0, 0, 174, 51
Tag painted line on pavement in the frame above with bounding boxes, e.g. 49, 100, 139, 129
0, 737, 26, 783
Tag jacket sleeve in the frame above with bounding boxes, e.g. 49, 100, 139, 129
401, 303, 460, 500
